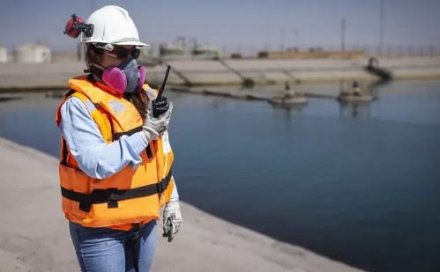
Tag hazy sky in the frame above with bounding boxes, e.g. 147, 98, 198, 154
1, 0, 440, 51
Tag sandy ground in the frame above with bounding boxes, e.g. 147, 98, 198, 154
0, 137, 363, 272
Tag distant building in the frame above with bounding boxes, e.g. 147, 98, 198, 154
158, 37, 221, 60
137, 46, 157, 65
159, 43, 186, 59
191, 45, 220, 59
15, 44, 51, 63
139, 46, 154, 59
0, 46, 7, 63
258, 50, 364, 59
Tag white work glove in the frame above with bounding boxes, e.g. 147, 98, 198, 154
162, 200, 183, 242
141, 100, 173, 143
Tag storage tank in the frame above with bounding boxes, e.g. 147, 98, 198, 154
0, 46, 7, 63
15, 44, 51, 63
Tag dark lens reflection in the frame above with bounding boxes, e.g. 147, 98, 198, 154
113, 47, 140, 59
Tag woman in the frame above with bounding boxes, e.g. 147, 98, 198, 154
56, 5, 182, 272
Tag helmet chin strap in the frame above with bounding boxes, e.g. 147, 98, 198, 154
86, 62, 105, 80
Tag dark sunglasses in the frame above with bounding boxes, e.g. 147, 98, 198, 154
108, 47, 141, 60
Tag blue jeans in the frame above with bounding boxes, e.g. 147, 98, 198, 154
69, 220, 157, 272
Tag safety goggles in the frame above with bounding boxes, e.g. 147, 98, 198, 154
105, 46, 141, 60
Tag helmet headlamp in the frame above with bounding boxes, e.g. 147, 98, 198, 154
64, 14, 94, 38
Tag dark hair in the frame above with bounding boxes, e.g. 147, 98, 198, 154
85, 44, 102, 66
85, 44, 148, 121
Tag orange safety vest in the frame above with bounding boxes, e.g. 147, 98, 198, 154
55, 75, 175, 228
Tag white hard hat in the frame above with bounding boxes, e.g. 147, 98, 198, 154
83, 5, 148, 47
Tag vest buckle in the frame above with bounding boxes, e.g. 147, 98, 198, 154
107, 188, 120, 209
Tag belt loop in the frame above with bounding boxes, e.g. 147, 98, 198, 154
79, 201, 92, 212
129, 223, 141, 272
157, 181, 164, 194
132, 223, 141, 239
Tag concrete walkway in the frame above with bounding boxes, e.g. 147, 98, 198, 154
1, 57, 440, 91
0, 137, 363, 272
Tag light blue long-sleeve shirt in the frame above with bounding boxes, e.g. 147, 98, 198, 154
58, 96, 178, 200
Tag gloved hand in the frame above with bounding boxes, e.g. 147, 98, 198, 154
153, 96, 169, 118
162, 200, 183, 242
141, 100, 173, 143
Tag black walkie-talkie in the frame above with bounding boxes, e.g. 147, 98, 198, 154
153, 65, 171, 117
157, 65, 171, 100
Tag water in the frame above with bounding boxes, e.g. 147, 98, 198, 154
1, 81, 440, 272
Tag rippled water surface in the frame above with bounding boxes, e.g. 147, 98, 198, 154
1, 80, 440, 272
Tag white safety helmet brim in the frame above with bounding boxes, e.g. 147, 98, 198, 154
83, 39, 149, 47
82, 5, 148, 47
